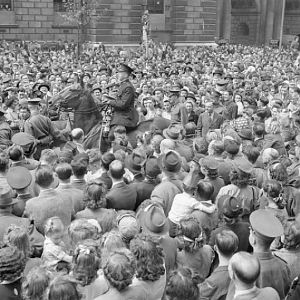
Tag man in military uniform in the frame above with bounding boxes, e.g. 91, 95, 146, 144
24, 98, 68, 159
0, 108, 12, 151
169, 85, 188, 125
104, 63, 139, 133
226, 209, 291, 300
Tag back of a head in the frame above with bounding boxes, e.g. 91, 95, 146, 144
230, 252, 260, 285
40, 149, 58, 167
48, 276, 81, 300
243, 146, 260, 164
253, 123, 265, 136
224, 139, 240, 156
109, 160, 125, 180
262, 148, 279, 165
184, 122, 196, 136
35, 165, 54, 188
55, 163, 73, 181
101, 152, 115, 171
215, 229, 239, 258
71, 157, 88, 177
166, 267, 199, 300
8, 145, 24, 162
196, 180, 214, 201
71, 128, 84, 141
160, 139, 176, 153
211, 140, 224, 155
193, 137, 208, 154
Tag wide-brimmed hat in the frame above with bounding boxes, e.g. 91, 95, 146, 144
38, 82, 50, 91
163, 124, 182, 140
145, 158, 161, 179
117, 63, 134, 74
199, 157, 219, 170
161, 150, 182, 173
238, 128, 253, 141
0, 187, 17, 207
169, 85, 181, 93
140, 204, 169, 236
125, 150, 147, 174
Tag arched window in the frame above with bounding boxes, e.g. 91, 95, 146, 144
0, 0, 12, 10
236, 22, 250, 36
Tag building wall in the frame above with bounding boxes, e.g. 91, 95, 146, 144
0, 0, 217, 44
0, 0, 77, 41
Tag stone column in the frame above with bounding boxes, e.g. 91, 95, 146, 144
258, 0, 268, 44
216, 0, 224, 38
273, 0, 284, 39
264, 0, 275, 44
223, 0, 231, 40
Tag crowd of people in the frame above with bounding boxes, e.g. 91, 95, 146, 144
0, 38, 300, 300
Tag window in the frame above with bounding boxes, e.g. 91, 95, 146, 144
286, 0, 300, 10
147, 0, 164, 14
232, 0, 256, 9
0, 0, 12, 11
236, 22, 250, 36
54, 0, 66, 12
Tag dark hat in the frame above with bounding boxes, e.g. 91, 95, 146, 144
163, 124, 182, 140
27, 98, 41, 105
4, 86, 17, 93
222, 196, 243, 218
140, 204, 169, 236
186, 92, 196, 101
0, 187, 17, 207
199, 157, 219, 170
145, 158, 161, 179
161, 150, 182, 173
38, 82, 50, 91
117, 63, 134, 74
238, 128, 253, 141
250, 209, 283, 238
6, 166, 32, 190
213, 68, 223, 76
125, 150, 147, 174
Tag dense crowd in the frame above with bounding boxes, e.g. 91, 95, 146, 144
0, 38, 300, 300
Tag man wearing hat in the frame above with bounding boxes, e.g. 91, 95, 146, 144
103, 63, 139, 133
125, 149, 146, 183
151, 150, 183, 216
0, 186, 44, 254
226, 209, 291, 299
24, 98, 68, 159
169, 85, 188, 125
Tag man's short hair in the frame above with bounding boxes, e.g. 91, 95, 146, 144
196, 181, 214, 200
243, 146, 260, 164
109, 160, 125, 180
35, 165, 54, 188
253, 124, 265, 136
216, 229, 239, 257
55, 163, 73, 181
40, 149, 58, 166
71, 158, 88, 177
230, 252, 260, 284
71, 128, 84, 141
8, 145, 23, 162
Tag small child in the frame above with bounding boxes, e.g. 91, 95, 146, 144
42, 217, 72, 272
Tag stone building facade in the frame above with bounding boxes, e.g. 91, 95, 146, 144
0, 0, 217, 44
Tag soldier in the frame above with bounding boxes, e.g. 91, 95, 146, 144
104, 63, 139, 134
24, 98, 67, 159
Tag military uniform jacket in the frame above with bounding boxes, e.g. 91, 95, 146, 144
109, 79, 138, 128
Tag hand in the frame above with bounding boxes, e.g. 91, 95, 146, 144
189, 161, 199, 172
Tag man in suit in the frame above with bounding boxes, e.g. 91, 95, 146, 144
169, 85, 188, 125
105, 63, 139, 131
24, 165, 74, 234
0, 186, 44, 256
197, 101, 223, 138
227, 252, 280, 300
106, 160, 137, 210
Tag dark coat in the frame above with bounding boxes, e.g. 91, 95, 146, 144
23, 189, 74, 234
222, 100, 238, 120
106, 182, 137, 211
263, 133, 286, 156
197, 111, 223, 138
131, 180, 157, 210
109, 79, 139, 128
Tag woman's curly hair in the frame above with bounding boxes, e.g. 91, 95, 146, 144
269, 163, 288, 183
72, 243, 100, 287
102, 248, 136, 291
0, 245, 25, 283
83, 180, 107, 209
166, 267, 199, 300
229, 167, 251, 188
22, 267, 52, 300
130, 233, 165, 281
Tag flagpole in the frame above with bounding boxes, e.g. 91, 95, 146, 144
279, 0, 286, 51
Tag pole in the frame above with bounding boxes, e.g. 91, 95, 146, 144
279, 0, 286, 51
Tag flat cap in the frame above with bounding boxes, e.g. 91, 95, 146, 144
7, 166, 32, 189
12, 132, 35, 147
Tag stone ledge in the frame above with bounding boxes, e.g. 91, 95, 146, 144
0, 24, 19, 28
52, 25, 77, 29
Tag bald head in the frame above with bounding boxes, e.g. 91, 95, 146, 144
71, 128, 84, 142
230, 252, 260, 285
160, 139, 176, 154
109, 159, 125, 180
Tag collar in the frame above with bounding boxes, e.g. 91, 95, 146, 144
234, 286, 257, 298
253, 251, 273, 260
112, 180, 124, 188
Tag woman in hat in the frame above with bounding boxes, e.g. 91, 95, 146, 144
130, 234, 166, 300
165, 267, 199, 300
0, 245, 26, 300
75, 180, 117, 233
176, 217, 214, 284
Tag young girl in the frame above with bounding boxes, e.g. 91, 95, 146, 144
42, 217, 72, 272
